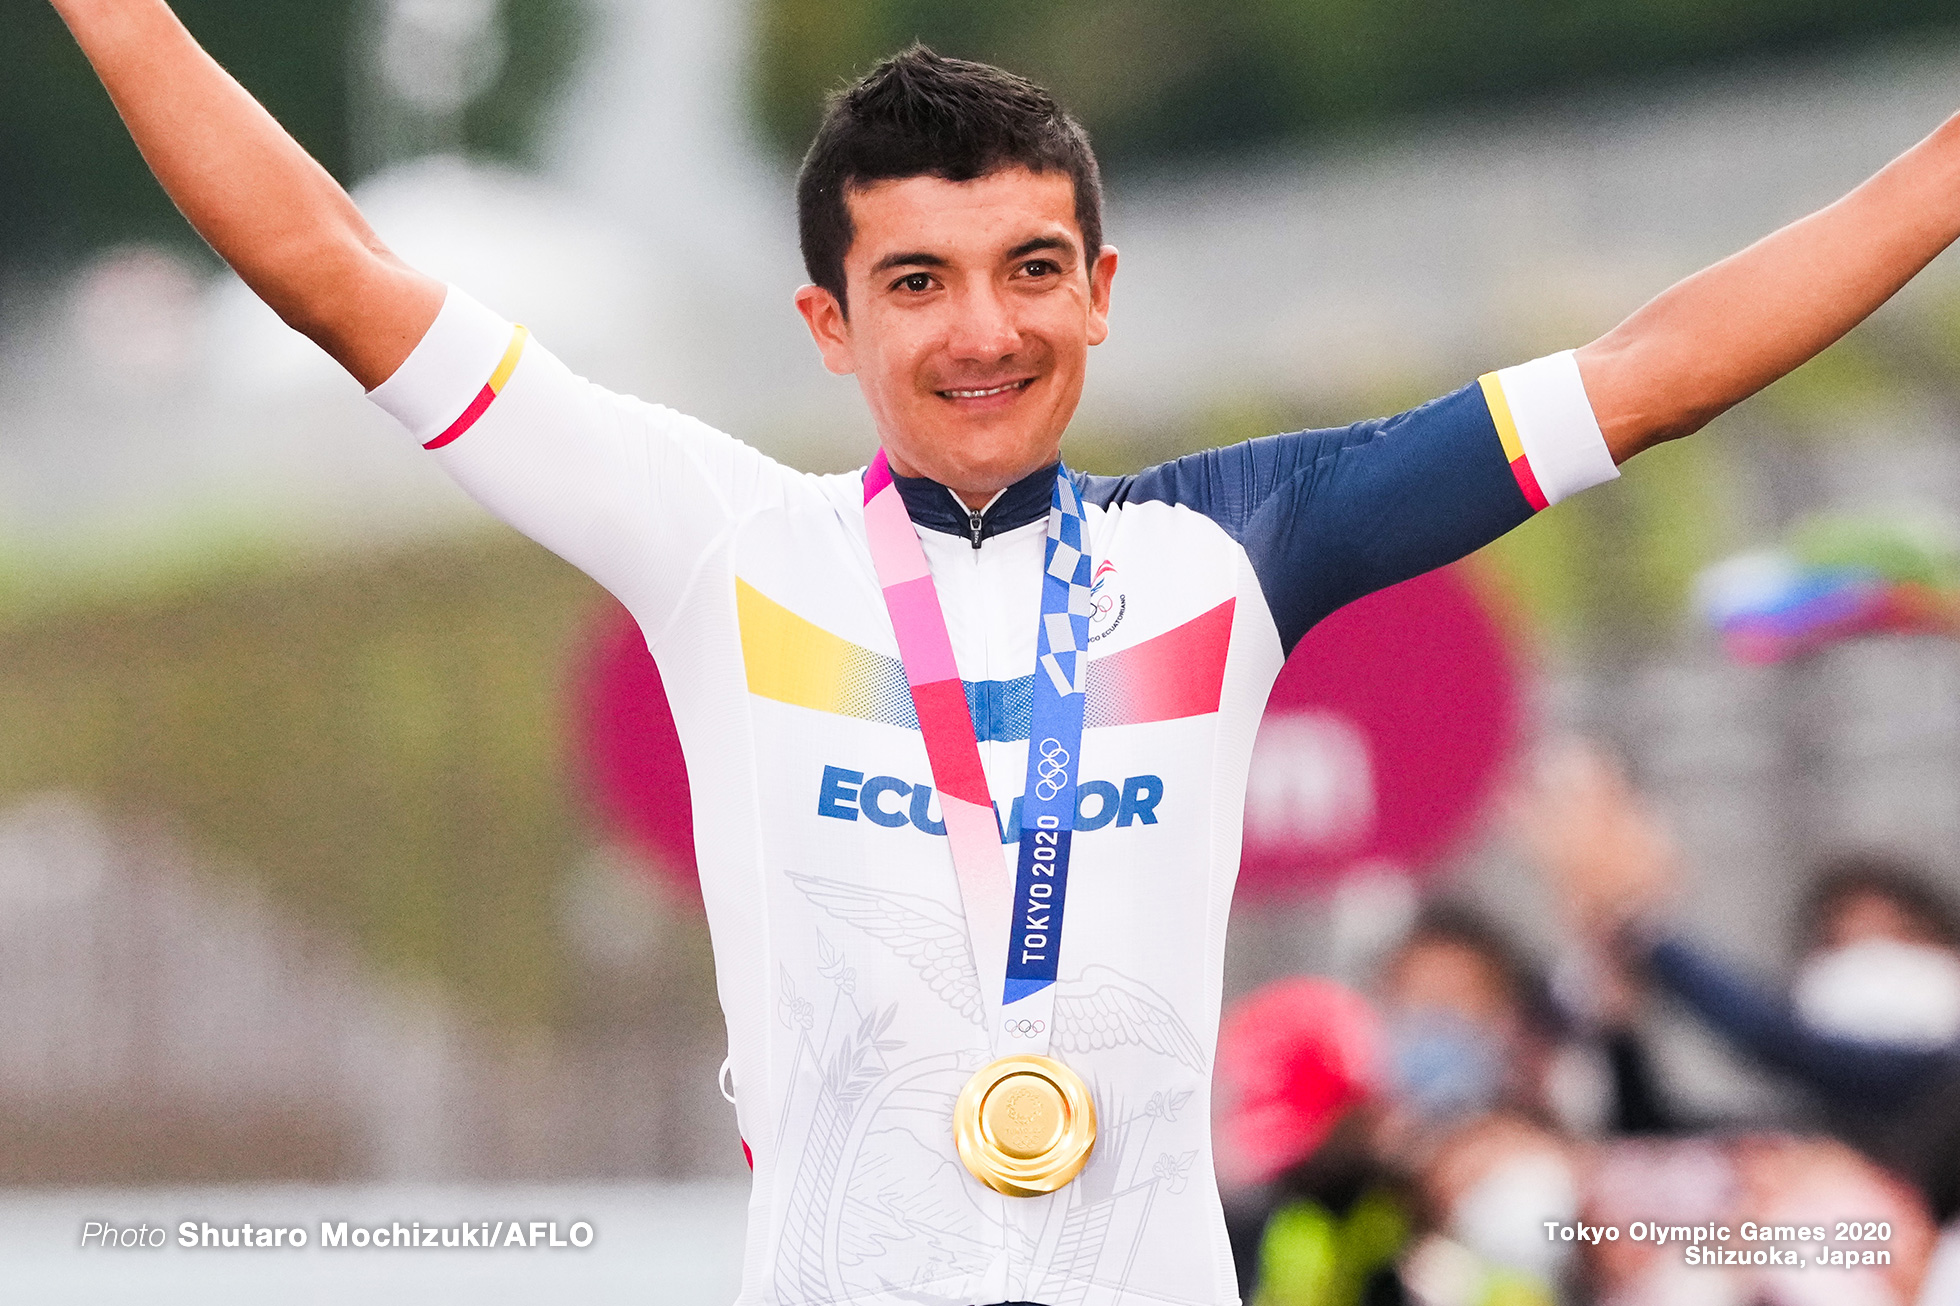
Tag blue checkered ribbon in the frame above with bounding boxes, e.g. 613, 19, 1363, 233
1001, 467, 1092, 1008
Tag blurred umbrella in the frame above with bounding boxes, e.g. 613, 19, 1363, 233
1696, 510, 1960, 664
1214, 976, 1381, 1189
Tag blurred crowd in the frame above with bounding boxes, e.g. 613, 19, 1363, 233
1214, 744, 1960, 1306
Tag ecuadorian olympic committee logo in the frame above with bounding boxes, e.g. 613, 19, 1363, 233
1087, 560, 1124, 643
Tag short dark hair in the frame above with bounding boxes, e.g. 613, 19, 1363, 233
1798, 851, 1960, 954
795, 45, 1103, 312
1390, 902, 1564, 1037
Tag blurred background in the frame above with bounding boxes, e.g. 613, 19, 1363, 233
10, 0, 1960, 1301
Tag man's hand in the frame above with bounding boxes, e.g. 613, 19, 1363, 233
1579, 110, 1960, 463
50, 0, 443, 389
1511, 739, 1679, 938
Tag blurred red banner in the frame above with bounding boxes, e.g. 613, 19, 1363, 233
1237, 565, 1521, 896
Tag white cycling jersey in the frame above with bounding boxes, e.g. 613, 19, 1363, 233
369, 286, 1616, 1306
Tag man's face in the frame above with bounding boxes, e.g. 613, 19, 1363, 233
1819, 890, 1941, 952
795, 167, 1118, 500
1383, 940, 1519, 1036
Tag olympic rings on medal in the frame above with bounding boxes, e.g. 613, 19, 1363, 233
1003, 1018, 1047, 1038
1033, 737, 1071, 801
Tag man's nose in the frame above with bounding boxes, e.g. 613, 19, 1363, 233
945, 283, 1021, 361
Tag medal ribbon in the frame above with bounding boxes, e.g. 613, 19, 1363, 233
862, 451, 1091, 1058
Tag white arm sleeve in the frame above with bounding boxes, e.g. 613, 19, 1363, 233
366, 285, 790, 633
1489, 349, 1619, 506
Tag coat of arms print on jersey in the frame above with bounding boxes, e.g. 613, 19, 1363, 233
767, 893, 1207, 1301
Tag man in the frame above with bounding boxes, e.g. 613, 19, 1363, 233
1522, 748, 1960, 1222
45, 1, 1960, 1300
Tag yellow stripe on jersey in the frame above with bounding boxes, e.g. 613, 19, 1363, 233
1477, 371, 1525, 464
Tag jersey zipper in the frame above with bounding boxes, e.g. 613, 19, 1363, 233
948, 485, 1005, 551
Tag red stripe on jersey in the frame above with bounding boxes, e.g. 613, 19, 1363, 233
1508, 454, 1549, 513
424, 382, 495, 450
423, 324, 529, 451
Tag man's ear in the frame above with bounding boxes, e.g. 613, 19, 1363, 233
1085, 244, 1118, 348
794, 284, 857, 376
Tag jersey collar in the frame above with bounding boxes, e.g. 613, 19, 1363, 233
888, 461, 1058, 547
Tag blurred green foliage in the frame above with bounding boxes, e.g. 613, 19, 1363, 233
0, 531, 614, 1027
1757, 333, 1906, 427
1478, 428, 1734, 651
3, 0, 582, 271
754, 0, 1960, 163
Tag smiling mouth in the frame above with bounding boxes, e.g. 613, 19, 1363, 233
937, 378, 1034, 400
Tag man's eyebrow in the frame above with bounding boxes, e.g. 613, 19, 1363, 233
870, 250, 949, 275
1007, 236, 1074, 261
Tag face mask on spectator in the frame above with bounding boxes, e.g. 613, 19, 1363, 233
1792, 938, 1960, 1049
1386, 1011, 1504, 1121
1449, 1150, 1579, 1278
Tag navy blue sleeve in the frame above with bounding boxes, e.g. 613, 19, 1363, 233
1646, 936, 1954, 1109
1076, 384, 1532, 654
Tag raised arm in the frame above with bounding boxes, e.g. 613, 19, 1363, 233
1580, 110, 1960, 462
51, 0, 442, 388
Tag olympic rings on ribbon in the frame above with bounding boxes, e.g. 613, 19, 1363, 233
1002, 1018, 1047, 1038
1033, 737, 1071, 801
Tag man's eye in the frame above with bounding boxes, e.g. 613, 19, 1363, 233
1022, 260, 1057, 277
895, 272, 933, 293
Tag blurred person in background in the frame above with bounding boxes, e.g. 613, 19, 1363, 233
1219, 915, 1610, 1305
1375, 908, 1544, 1135
1215, 976, 1410, 1306
1396, 1112, 1578, 1306
1519, 744, 1960, 1222
51, 0, 1960, 1296
1370, 912, 1586, 1306
1927, 1221, 1960, 1306
1581, 1137, 1736, 1305
1374, 905, 1671, 1153
1582, 1134, 1935, 1306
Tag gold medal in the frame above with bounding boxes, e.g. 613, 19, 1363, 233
953, 1053, 1097, 1196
